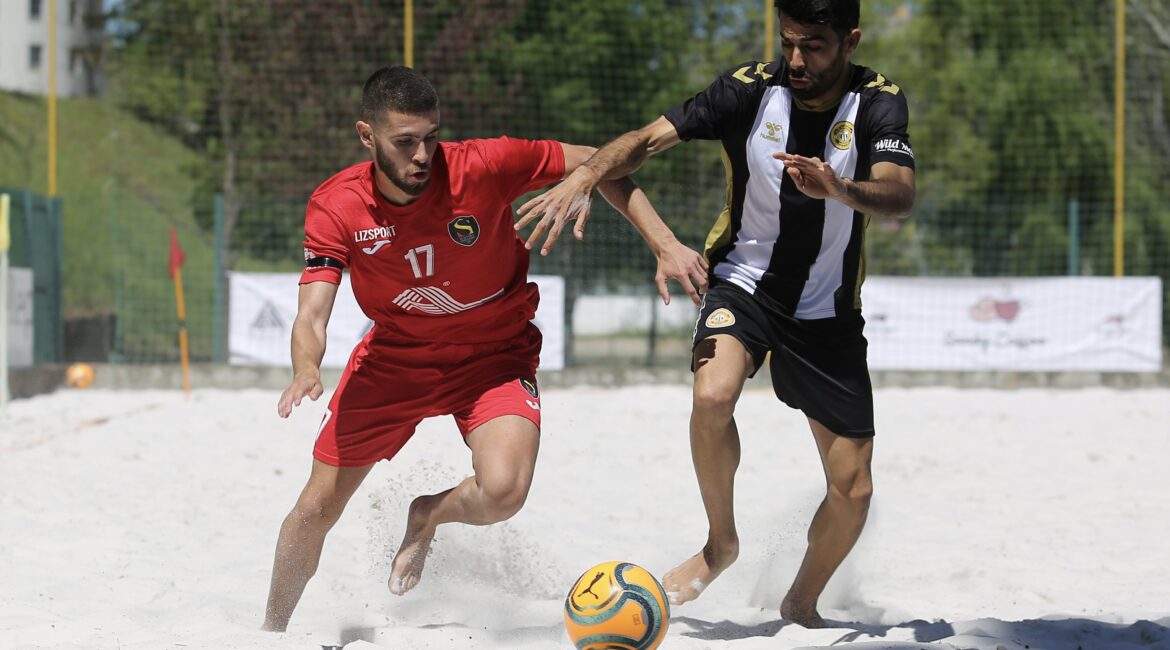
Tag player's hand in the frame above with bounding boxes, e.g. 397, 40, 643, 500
655, 239, 708, 306
277, 371, 324, 418
515, 168, 598, 256
773, 152, 847, 201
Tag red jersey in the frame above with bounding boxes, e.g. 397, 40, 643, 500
300, 137, 565, 344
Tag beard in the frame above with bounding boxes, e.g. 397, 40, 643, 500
374, 142, 429, 197
789, 52, 850, 103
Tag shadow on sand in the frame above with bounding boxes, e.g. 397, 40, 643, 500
672, 614, 1170, 649
416, 620, 566, 646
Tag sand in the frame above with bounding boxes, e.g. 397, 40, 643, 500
2, 384, 1168, 649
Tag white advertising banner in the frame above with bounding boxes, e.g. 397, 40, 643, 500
6, 267, 33, 368
229, 272, 565, 370
530, 275, 565, 370
862, 276, 1163, 371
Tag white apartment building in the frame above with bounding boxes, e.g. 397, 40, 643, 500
0, 0, 102, 97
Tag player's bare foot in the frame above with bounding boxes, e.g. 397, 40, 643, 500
662, 542, 738, 605
780, 594, 826, 628
388, 495, 437, 596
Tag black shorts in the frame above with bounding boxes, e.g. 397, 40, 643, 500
692, 280, 874, 437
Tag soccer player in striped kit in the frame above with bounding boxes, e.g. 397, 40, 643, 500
518, 0, 916, 628
261, 66, 706, 632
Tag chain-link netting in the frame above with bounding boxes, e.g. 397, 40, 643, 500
1, 0, 1167, 367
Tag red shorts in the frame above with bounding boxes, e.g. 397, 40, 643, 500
312, 324, 543, 467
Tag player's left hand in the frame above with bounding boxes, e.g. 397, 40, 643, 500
655, 240, 708, 306
773, 152, 848, 201
277, 371, 324, 419
515, 168, 597, 256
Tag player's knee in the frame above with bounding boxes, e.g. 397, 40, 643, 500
692, 378, 738, 419
481, 479, 530, 522
828, 473, 873, 511
289, 495, 346, 530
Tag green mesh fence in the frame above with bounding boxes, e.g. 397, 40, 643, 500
0, 0, 1166, 366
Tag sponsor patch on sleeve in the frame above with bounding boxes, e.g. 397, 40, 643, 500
873, 138, 915, 160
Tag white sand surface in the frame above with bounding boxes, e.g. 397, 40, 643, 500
2, 384, 1169, 650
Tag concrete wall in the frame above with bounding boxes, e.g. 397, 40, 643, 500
9, 360, 1169, 402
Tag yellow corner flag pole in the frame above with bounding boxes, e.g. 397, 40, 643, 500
169, 229, 191, 397
1113, 0, 1126, 277
1, 194, 10, 415
175, 268, 191, 397
764, 0, 775, 62
48, 0, 58, 197
405, 0, 414, 68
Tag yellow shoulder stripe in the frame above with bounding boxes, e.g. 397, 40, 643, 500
864, 73, 900, 95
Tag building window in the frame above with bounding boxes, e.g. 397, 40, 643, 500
30, 0, 43, 20
30, 44, 43, 69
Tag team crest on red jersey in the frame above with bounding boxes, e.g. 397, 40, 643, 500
448, 216, 480, 246
519, 377, 539, 398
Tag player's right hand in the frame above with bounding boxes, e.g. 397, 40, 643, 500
655, 240, 708, 306
277, 371, 324, 418
515, 168, 598, 256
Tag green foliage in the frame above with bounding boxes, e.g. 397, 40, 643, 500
0, 90, 217, 360
10, 0, 1168, 360
859, 0, 1168, 281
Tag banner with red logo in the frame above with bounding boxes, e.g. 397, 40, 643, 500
227, 273, 565, 370
863, 277, 1163, 371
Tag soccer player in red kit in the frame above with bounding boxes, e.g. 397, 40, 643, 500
261, 66, 707, 632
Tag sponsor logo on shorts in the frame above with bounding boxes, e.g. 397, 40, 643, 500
705, 308, 735, 328
519, 377, 539, 398
526, 400, 541, 411
448, 216, 480, 246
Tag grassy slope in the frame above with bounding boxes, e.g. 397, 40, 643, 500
0, 90, 217, 360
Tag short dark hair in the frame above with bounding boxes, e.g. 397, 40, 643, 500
775, 0, 860, 34
361, 66, 439, 124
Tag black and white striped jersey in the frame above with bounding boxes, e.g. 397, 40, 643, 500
664, 60, 915, 320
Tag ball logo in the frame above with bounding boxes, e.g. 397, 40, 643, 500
564, 561, 670, 650
830, 121, 854, 150
448, 215, 480, 246
705, 308, 735, 328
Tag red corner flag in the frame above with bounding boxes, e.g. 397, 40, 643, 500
169, 228, 186, 278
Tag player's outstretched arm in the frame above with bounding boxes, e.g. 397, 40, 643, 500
596, 177, 708, 306
773, 154, 916, 217
516, 116, 682, 256
277, 281, 339, 418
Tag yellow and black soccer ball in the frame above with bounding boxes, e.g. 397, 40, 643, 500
65, 363, 95, 389
563, 561, 670, 650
